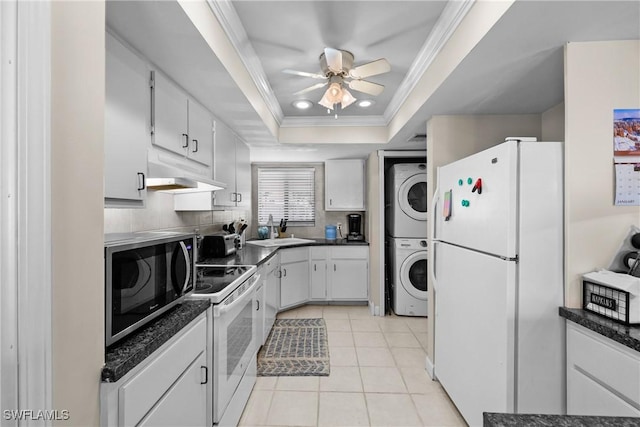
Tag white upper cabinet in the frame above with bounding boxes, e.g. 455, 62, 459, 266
152, 71, 213, 168
213, 121, 237, 207
325, 159, 365, 210
235, 137, 251, 208
213, 121, 251, 208
187, 100, 214, 167
104, 32, 149, 208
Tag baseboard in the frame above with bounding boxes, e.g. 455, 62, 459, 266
425, 355, 436, 380
368, 301, 380, 316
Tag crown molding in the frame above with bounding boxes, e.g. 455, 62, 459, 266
281, 115, 387, 128
208, 0, 473, 130
206, 0, 284, 124
383, 0, 475, 122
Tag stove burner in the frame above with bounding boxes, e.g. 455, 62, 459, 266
194, 281, 215, 293
192, 265, 253, 296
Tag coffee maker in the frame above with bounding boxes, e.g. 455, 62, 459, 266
347, 214, 364, 241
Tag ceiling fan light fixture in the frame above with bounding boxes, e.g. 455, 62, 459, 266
340, 88, 357, 109
318, 91, 335, 110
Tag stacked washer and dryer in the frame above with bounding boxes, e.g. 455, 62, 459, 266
386, 163, 428, 316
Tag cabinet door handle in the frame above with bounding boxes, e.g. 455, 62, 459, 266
182, 133, 189, 148
137, 172, 146, 191
149, 71, 155, 135
283, 268, 287, 277
314, 264, 316, 272
192, 139, 198, 153
201, 366, 208, 385
230, 192, 236, 202
256, 300, 260, 311
329, 198, 332, 206
334, 264, 336, 271
237, 193, 242, 203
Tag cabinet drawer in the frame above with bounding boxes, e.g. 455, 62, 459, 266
280, 247, 308, 264
568, 362, 640, 417
567, 323, 640, 406
120, 316, 207, 427
310, 247, 327, 259
331, 246, 368, 260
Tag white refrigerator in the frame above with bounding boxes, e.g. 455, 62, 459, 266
432, 140, 565, 427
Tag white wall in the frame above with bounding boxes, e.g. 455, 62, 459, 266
51, 2, 104, 425
367, 151, 382, 312
426, 114, 543, 366
564, 40, 640, 307
542, 102, 565, 142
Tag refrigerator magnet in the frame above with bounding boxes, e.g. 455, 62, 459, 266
443, 190, 452, 221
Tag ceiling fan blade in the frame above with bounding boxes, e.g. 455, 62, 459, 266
348, 79, 385, 96
293, 82, 328, 95
349, 58, 391, 79
324, 47, 343, 73
283, 69, 326, 79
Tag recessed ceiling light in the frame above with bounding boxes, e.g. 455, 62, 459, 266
292, 100, 313, 110
357, 100, 374, 108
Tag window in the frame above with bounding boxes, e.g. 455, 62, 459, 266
258, 168, 315, 226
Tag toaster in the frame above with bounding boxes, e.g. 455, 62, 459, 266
199, 233, 237, 260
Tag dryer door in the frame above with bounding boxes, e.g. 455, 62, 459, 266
398, 173, 427, 221
400, 250, 428, 300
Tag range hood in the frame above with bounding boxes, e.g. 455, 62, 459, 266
146, 160, 226, 193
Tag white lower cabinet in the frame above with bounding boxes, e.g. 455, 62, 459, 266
264, 254, 279, 332
310, 246, 369, 301
329, 247, 369, 300
101, 312, 210, 427
310, 247, 328, 300
279, 247, 309, 309
138, 351, 207, 427
255, 277, 266, 348
567, 322, 640, 417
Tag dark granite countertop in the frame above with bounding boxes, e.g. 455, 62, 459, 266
102, 299, 210, 383
484, 412, 640, 426
197, 238, 369, 267
559, 307, 640, 353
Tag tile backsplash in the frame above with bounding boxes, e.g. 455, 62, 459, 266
104, 191, 250, 236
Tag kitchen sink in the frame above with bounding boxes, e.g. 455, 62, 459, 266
246, 238, 316, 248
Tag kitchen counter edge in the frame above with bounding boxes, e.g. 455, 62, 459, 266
198, 238, 369, 267
102, 299, 210, 382
483, 412, 640, 426
559, 307, 640, 353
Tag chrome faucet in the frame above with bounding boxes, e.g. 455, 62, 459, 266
267, 214, 277, 239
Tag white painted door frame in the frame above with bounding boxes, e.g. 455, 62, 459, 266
1, 1, 52, 424
376, 150, 427, 316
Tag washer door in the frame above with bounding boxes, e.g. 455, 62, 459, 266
400, 250, 428, 300
398, 173, 427, 221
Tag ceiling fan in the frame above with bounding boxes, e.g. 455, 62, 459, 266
284, 47, 391, 111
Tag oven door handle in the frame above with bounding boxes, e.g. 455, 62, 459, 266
180, 241, 191, 294
217, 274, 261, 316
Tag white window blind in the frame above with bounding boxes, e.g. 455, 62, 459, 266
258, 168, 315, 226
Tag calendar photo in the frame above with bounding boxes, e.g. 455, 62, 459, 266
614, 109, 640, 156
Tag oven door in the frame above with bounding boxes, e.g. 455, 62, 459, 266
212, 273, 260, 423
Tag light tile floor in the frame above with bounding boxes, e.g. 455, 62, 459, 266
239, 305, 467, 427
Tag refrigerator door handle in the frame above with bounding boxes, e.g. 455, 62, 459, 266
430, 188, 439, 242
431, 240, 439, 292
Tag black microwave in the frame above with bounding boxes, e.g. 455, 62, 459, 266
104, 232, 195, 346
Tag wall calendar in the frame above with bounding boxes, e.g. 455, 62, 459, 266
614, 109, 640, 206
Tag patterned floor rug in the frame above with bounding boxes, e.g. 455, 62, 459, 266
257, 318, 330, 376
